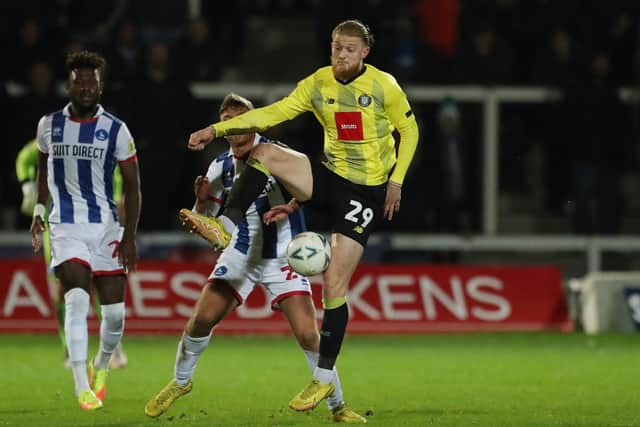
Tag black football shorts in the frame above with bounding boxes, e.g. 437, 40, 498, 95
307, 161, 386, 247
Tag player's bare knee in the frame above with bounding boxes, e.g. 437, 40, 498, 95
188, 320, 213, 338
252, 142, 303, 168
190, 310, 218, 335
296, 329, 320, 352
322, 276, 349, 299
193, 312, 213, 328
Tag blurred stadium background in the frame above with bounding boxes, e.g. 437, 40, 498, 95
2, 1, 640, 425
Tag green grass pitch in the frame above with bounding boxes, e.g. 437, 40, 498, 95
1, 333, 639, 426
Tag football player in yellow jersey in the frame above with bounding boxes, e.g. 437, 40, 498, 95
187, 20, 419, 413
146, 93, 365, 423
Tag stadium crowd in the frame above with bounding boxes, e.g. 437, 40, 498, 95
1, 0, 639, 234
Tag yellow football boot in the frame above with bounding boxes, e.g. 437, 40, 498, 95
144, 379, 193, 418
331, 405, 368, 423
289, 379, 335, 412
179, 208, 231, 249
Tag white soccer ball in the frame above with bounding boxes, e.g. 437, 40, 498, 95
286, 231, 331, 276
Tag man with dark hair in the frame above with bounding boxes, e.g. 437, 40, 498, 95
186, 19, 419, 412
31, 50, 141, 411
17, 138, 129, 370
145, 93, 366, 422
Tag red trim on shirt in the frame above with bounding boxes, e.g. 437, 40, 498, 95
271, 290, 311, 311
118, 154, 138, 164
94, 268, 125, 277
68, 116, 99, 124
207, 279, 244, 305
65, 257, 91, 268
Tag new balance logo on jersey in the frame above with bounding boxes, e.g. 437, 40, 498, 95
334, 112, 363, 141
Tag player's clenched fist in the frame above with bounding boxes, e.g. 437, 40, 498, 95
188, 126, 215, 151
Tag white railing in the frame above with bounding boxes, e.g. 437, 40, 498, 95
386, 234, 640, 273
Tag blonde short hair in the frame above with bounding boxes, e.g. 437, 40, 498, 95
219, 93, 254, 114
332, 20, 374, 47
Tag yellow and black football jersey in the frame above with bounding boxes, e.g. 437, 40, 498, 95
212, 64, 419, 186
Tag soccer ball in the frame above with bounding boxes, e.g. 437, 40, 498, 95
286, 231, 331, 276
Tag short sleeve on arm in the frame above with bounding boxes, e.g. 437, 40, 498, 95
36, 115, 49, 154
114, 123, 137, 161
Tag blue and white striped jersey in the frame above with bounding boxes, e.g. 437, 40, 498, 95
37, 104, 137, 224
204, 134, 306, 259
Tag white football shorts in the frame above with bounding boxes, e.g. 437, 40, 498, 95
208, 247, 311, 310
49, 222, 124, 275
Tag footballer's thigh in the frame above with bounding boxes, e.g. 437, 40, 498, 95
91, 221, 127, 304
322, 168, 385, 299
260, 257, 316, 349
251, 142, 313, 202
279, 295, 320, 351
50, 223, 93, 292
93, 275, 126, 304
55, 261, 92, 293
323, 234, 363, 299
186, 280, 239, 337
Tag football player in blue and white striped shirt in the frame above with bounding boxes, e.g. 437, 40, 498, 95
31, 51, 141, 411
